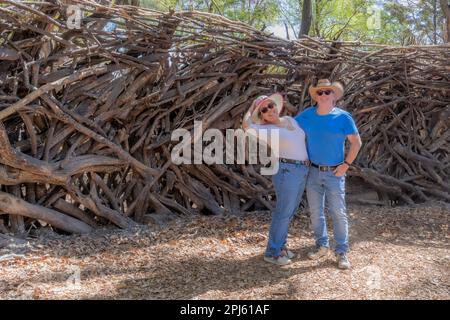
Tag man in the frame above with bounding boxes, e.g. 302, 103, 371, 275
295, 79, 362, 269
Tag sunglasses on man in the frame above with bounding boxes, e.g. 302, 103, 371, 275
317, 89, 334, 96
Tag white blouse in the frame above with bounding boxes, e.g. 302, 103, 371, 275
247, 116, 308, 161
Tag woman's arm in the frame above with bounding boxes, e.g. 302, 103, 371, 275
242, 103, 256, 130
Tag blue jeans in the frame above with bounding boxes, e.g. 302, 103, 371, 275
306, 166, 349, 254
265, 162, 309, 257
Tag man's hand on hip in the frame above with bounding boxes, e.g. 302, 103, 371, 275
333, 163, 349, 177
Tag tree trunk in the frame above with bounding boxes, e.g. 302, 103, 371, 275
440, 0, 450, 42
300, 0, 313, 36
0, 192, 92, 234
284, 22, 290, 40
433, 0, 438, 44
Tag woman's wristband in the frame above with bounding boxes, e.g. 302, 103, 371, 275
344, 160, 352, 166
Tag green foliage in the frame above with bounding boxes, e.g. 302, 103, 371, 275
382, 0, 446, 44
311, 0, 375, 40
137, 0, 448, 44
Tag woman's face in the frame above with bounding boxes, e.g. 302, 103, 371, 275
260, 102, 279, 123
316, 89, 335, 104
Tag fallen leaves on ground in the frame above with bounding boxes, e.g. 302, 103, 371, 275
0, 202, 448, 300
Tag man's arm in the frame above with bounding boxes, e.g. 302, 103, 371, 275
344, 133, 362, 164
333, 134, 362, 177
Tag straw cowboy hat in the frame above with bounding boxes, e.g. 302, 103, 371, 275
309, 79, 344, 102
250, 93, 284, 125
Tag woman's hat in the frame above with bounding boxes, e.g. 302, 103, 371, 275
250, 92, 284, 124
309, 79, 344, 102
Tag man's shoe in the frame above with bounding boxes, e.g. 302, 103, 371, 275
307, 246, 330, 260
336, 253, 351, 269
264, 255, 292, 266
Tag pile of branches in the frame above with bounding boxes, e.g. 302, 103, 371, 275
0, 0, 448, 235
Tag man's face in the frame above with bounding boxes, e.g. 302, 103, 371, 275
316, 89, 335, 103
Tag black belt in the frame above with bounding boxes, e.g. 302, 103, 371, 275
280, 158, 310, 166
311, 162, 341, 171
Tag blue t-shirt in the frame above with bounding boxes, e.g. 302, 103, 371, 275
294, 106, 358, 166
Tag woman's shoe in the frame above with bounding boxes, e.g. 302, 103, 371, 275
264, 255, 292, 266
281, 248, 295, 259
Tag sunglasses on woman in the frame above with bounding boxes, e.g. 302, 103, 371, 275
317, 90, 333, 96
260, 103, 275, 114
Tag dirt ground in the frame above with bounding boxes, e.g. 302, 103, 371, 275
0, 202, 448, 300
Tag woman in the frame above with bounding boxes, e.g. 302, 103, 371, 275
243, 93, 309, 266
